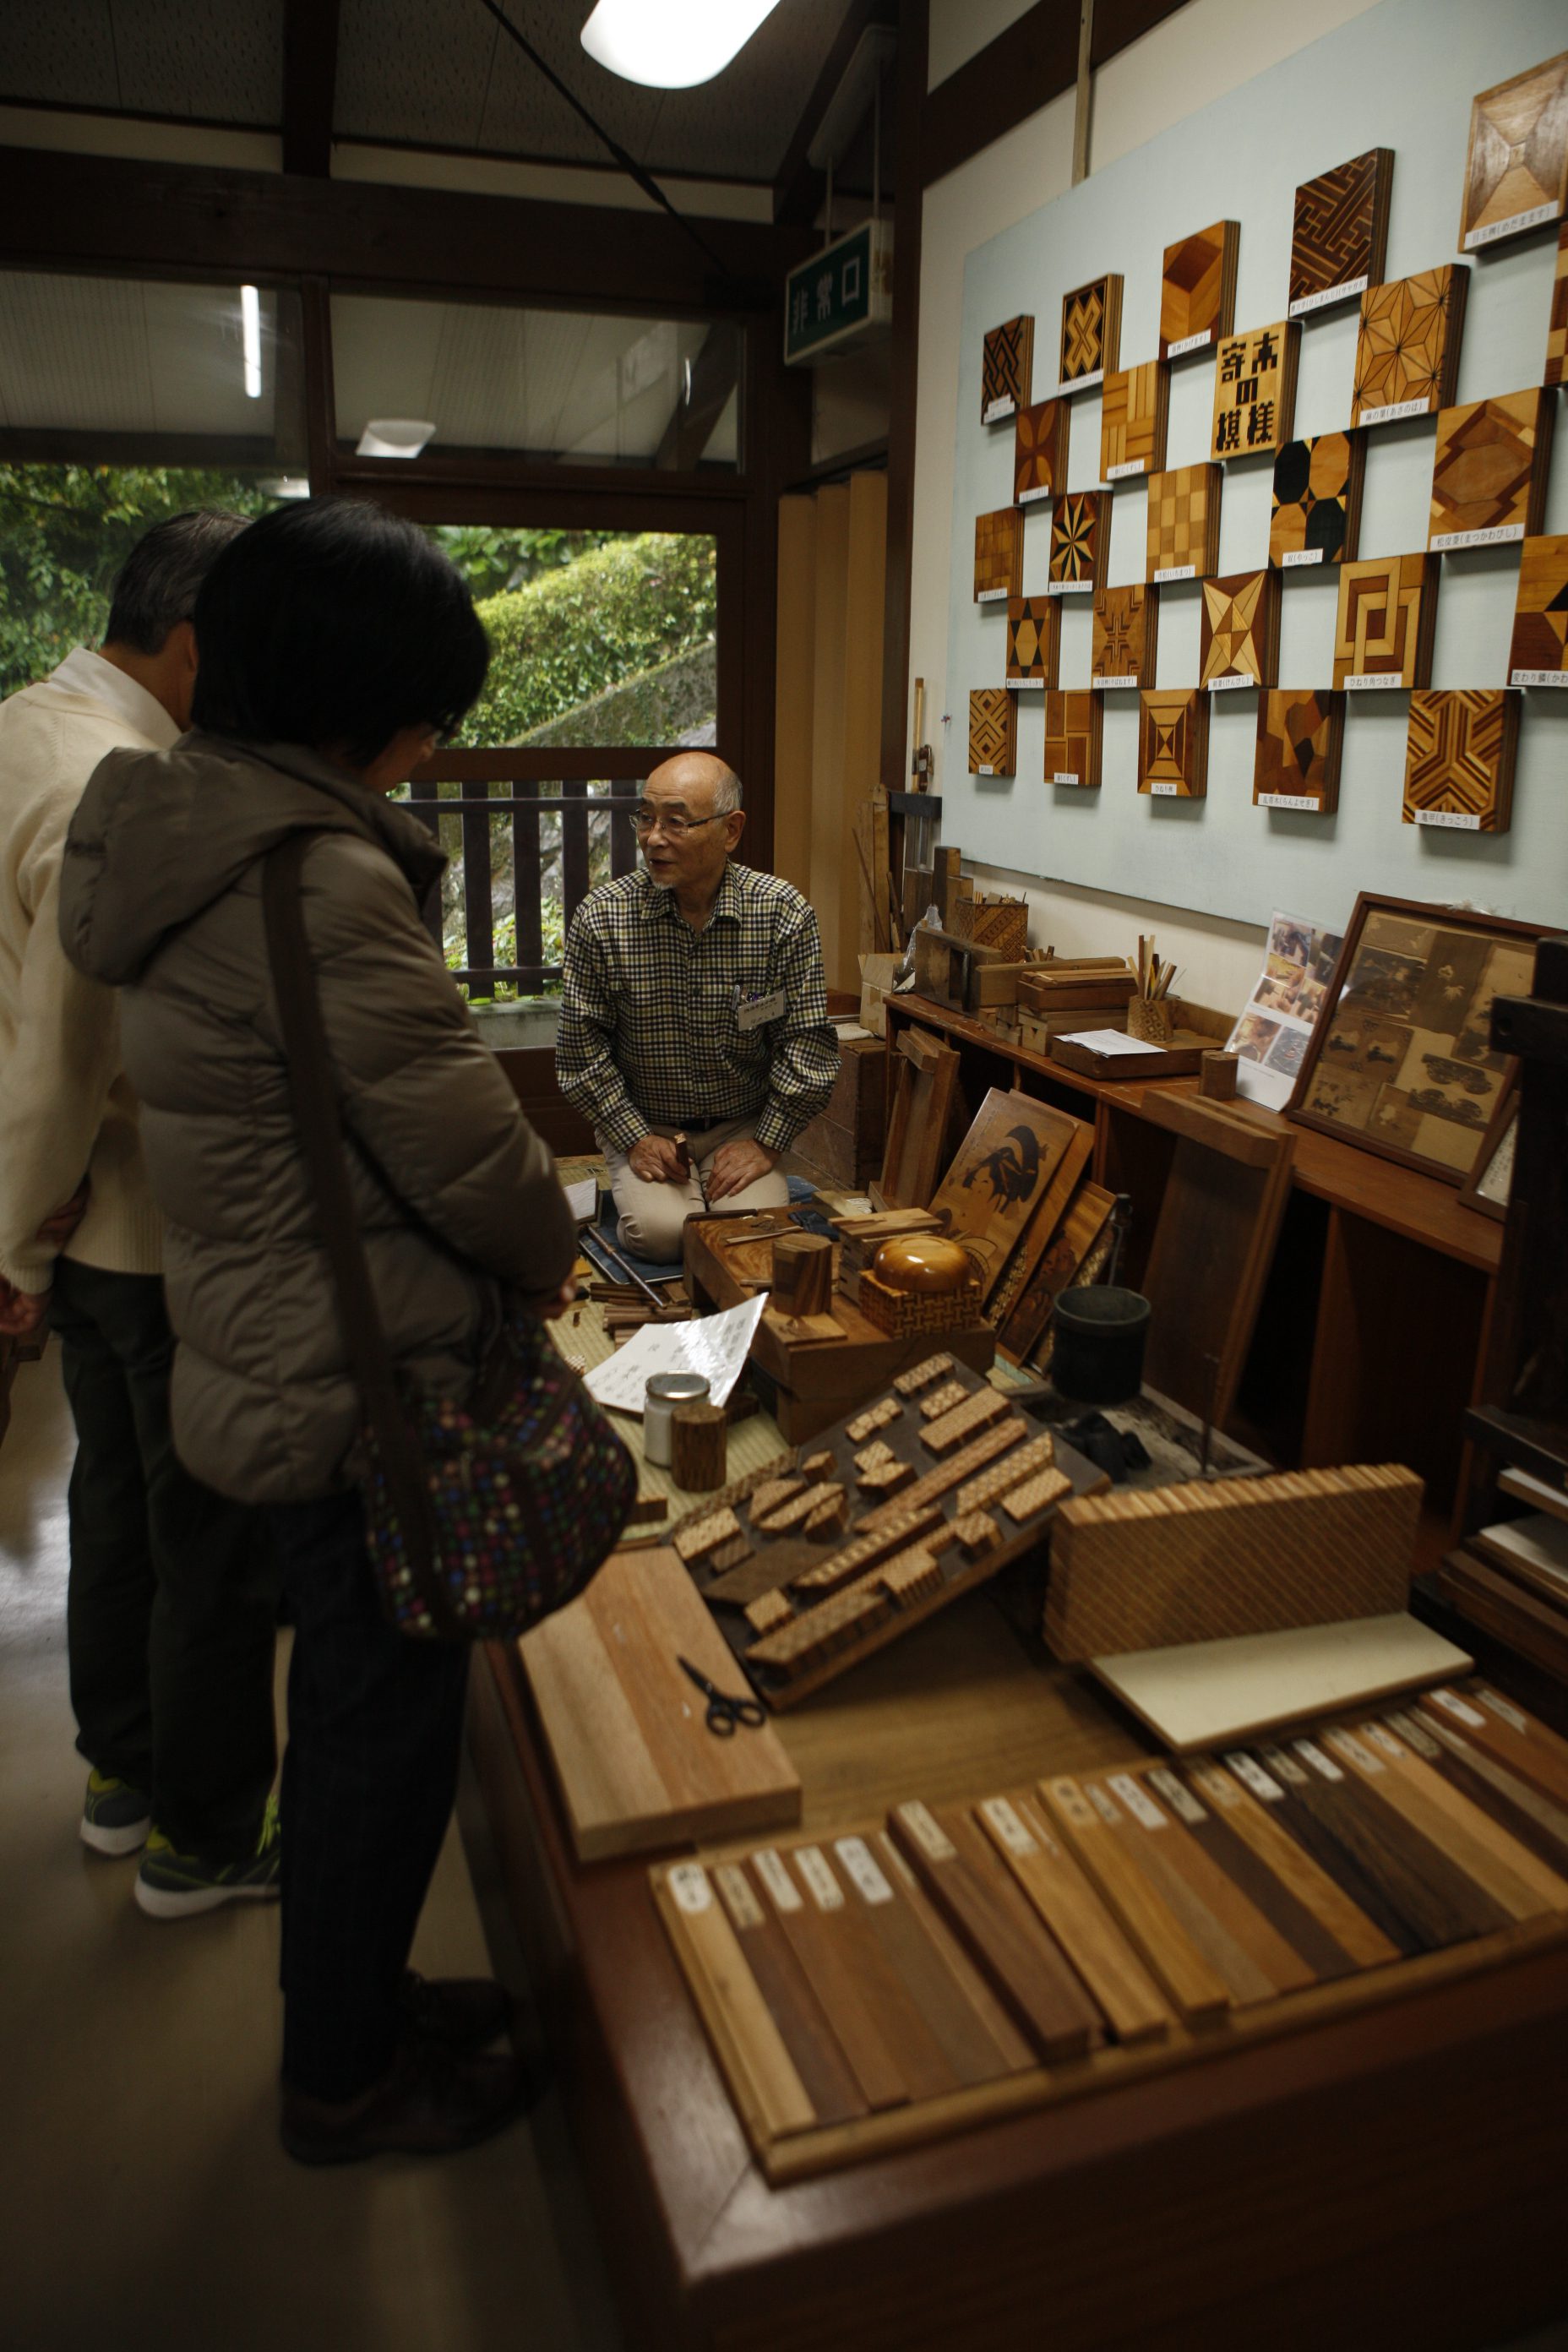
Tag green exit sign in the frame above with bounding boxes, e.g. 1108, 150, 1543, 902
784, 220, 894, 366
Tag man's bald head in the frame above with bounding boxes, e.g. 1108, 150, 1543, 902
645, 751, 743, 816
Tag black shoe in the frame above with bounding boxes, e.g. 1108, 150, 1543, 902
399, 1969, 514, 2050
280, 2039, 538, 2167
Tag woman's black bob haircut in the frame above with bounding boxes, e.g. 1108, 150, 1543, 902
190, 498, 489, 767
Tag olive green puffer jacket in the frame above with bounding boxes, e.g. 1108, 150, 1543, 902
58, 733, 576, 1504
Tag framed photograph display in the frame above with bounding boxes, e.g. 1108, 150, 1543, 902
1456, 1063, 1520, 1223
1286, 896, 1543, 1185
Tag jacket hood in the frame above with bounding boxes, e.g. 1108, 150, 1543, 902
59, 732, 448, 987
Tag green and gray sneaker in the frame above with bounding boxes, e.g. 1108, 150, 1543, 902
133, 1794, 281, 1920
80, 1771, 152, 1857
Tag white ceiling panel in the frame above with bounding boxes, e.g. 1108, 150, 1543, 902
0, 0, 122, 110
0, 270, 287, 435
0, 0, 281, 125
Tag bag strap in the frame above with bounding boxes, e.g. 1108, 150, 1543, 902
261, 832, 461, 1636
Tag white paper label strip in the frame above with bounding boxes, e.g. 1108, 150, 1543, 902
1105, 459, 1146, 481
1430, 525, 1524, 553
1108, 1772, 1168, 1831
977, 764, 997, 776
795, 1845, 844, 1911
1326, 1730, 1385, 1775
1046, 579, 1092, 596
1153, 564, 1195, 584
1511, 669, 1568, 689
1225, 1751, 1285, 1803
1478, 1687, 1528, 1731
1294, 1738, 1345, 1782
980, 1796, 1039, 1858
1363, 1723, 1406, 1760
1258, 792, 1321, 811
1412, 807, 1481, 830
835, 1836, 895, 1905
1146, 1767, 1206, 1825
1429, 1689, 1487, 1729
752, 1847, 803, 1910
1149, 781, 1179, 796
1282, 547, 1325, 568
1018, 484, 1053, 504
896, 1799, 956, 1862
1063, 368, 1103, 392
1342, 672, 1401, 690
983, 397, 1016, 422
1358, 397, 1429, 426
1053, 770, 1083, 785
1465, 202, 1556, 248
977, 587, 1010, 602
1207, 673, 1254, 692
1091, 676, 1136, 691
1011, 677, 1046, 689
713, 1862, 764, 1930
1288, 275, 1367, 318
1086, 1782, 1123, 1827
1166, 329, 1211, 358
668, 1861, 713, 1915
1260, 1744, 1309, 1785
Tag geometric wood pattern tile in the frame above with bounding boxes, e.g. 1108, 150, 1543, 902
1254, 689, 1345, 814
1549, 221, 1568, 388
1159, 220, 1239, 360
1199, 571, 1280, 690
1014, 395, 1070, 505
1146, 465, 1222, 583
1353, 266, 1468, 426
1044, 690, 1102, 788
983, 314, 1035, 422
1331, 554, 1438, 689
1006, 595, 1060, 690
1429, 389, 1554, 550
1049, 492, 1102, 592
1459, 49, 1568, 252
1060, 274, 1123, 389
1211, 319, 1300, 461
1138, 689, 1210, 798
1100, 361, 1170, 480
1509, 533, 1568, 685
1402, 690, 1520, 832
1092, 583, 1158, 688
970, 687, 1019, 776
975, 506, 1023, 602
1268, 433, 1366, 569
1289, 148, 1394, 316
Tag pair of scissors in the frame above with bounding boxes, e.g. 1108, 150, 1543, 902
678, 1654, 765, 1737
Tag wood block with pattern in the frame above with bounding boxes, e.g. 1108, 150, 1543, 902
1043, 691, 1102, 789
1099, 361, 1169, 481
968, 688, 1017, 778
1289, 149, 1393, 316
1510, 533, 1568, 684
1268, 433, 1365, 569
1091, 583, 1157, 688
982, 313, 1034, 422
973, 507, 1022, 603
1059, 274, 1122, 389
1549, 222, 1568, 387
1006, 596, 1059, 690
1353, 267, 1467, 426
1013, 395, 1070, 505
1211, 319, 1298, 462
1428, 389, 1553, 551
1460, 49, 1568, 252
1138, 690, 1210, 799
1254, 689, 1345, 814
1199, 571, 1279, 691
1402, 690, 1520, 834
1146, 465, 1221, 583
1043, 1463, 1424, 1662
1048, 492, 1102, 591
1332, 554, 1437, 689
1159, 220, 1239, 359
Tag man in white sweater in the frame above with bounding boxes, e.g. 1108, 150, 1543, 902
0, 512, 280, 1917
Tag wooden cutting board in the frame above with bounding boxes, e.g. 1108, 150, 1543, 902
520, 1546, 803, 1863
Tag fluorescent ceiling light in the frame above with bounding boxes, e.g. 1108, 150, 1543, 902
580, 0, 781, 90
356, 418, 436, 458
260, 476, 312, 500
240, 284, 262, 399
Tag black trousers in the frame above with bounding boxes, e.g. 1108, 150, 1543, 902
268, 1489, 471, 2103
50, 1259, 278, 1859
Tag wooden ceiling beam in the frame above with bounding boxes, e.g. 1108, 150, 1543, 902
280, 0, 340, 177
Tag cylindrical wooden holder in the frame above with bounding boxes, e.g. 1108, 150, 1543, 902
770, 1231, 833, 1319
1126, 995, 1173, 1045
1200, 1049, 1239, 1101
671, 1402, 728, 1491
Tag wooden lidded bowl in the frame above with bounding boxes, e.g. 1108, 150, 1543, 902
872, 1234, 974, 1295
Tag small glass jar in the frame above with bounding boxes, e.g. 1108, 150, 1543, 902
643, 1372, 711, 1467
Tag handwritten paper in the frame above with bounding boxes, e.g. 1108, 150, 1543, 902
1059, 1027, 1161, 1057
585, 1294, 767, 1416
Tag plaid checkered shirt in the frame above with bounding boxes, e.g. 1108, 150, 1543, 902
556, 862, 838, 1155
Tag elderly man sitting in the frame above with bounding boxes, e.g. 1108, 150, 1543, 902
556, 752, 838, 1264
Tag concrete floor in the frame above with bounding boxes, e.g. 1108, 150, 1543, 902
0, 1346, 622, 2352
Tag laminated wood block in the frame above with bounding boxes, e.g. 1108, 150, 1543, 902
1459, 49, 1568, 251
1138, 689, 1211, 798
1429, 389, 1553, 551
1146, 464, 1221, 584
1005, 594, 1059, 690
1549, 221, 1568, 385
746, 1578, 895, 1674
1000, 1466, 1072, 1521
1402, 689, 1520, 835
1331, 553, 1437, 689
754, 1479, 847, 1537
1200, 1052, 1240, 1101
1099, 360, 1169, 481
968, 687, 1017, 777
1159, 220, 1239, 360
1199, 570, 1280, 691
1059, 273, 1121, 389
853, 1439, 898, 1478
1048, 491, 1102, 593
746, 1588, 794, 1636
928, 1089, 1081, 1302
878, 1547, 945, 1604
858, 1415, 1031, 1532
1043, 689, 1102, 788
1255, 689, 1345, 814
749, 1475, 805, 1523
951, 1511, 1002, 1560
803, 1489, 850, 1542
1037, 1777, 1234, 2022
666, 1455, 795, 1544
1091, 582, 1158, 689
1353, 267, 1467, 426
1210, 318, 1299, 463
973, 506, 1022, 602
982, 313, 1034, 422
855, 1456, 917, 1502
654, 1862, 818, 2141
706, 1860, 868, 2126
1289, 148, 1393, 316
917, 1379, 969, 1423
845, 1396, 902, 1445
1013, 395, 1070, 505
956, 1433, 1057, 1517
1268, 433, 1365, 570
770, 1234, 834, 1320
789, 1504, 949, 1600
1510, 532, 1568, 683
976, 1794, 1174, 2044
674, 1505, 745, 1566
917, 1385, 1014, 1457
892, 1352, 955, 1397
1045, 1463, 1424, 1662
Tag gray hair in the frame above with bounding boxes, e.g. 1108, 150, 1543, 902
105, 509, 250, 655
711, 765, 743, 815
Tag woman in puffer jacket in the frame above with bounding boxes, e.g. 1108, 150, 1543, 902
59, 499, 579, 2164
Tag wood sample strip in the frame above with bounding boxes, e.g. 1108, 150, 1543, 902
1321, 1729, 1544, 1929
1043, 689, 1102, 789
1192, 1756, 1401, 1969
982, 313, 1034, 421
1460, 50, 1568, 251
1146, 464, 1221, 583
1013, 395, 1069, 504
894, 1351, 956, 1396
874, 1832, 1037, 2074
788, 1843, 962, 2104
1037, 1777, 1233, 2023
846, 1395, 903, 1444
956, 1431, 1056, 1516
1347, 1723, 1568, 1919
1269, 432, 1365, 569
1289, 148, 1392, 316
1091, 1773, 1305, 2003
977, 1794, 1173, 2044
1247, 1743, 1428, 1957
745, 1849, 907, 2113
1332, 553, 1437, 689
1255, 689, 1345, 815
1402, 689, 1520, 835
1425, 1686, 1568, 1810
918, 1383, 1014, 1456
1211, 319, 1299, 462
1138, 688, 1210, 798
709, 1861, 867, 2127
788, 1502, 949, 1597
969, 687, 1018, 777
1160, 220, 1238, 360
1001, 1466, 1072, 1522
917, 1378, 970, 1422
1429, 389, 1552, 551
1353, 268, 1467, 426
1279, 1734, 1501, 1946
830, 1834, 1026, 2092
1144, 1766, 1358, 1982
1396, 1708, 1568, 1872
1100, 359, 1169, 481
655, 1862, 817, 2142
673, 1505, 745, 1566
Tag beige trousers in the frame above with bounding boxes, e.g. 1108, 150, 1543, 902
600, 1116, 790, 1265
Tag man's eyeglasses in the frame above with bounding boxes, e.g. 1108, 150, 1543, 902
631, 805, 727, 838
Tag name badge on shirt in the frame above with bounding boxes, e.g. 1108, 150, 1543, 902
735, 988, 787, 1032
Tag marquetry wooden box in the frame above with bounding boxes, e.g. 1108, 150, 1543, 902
856, 1270, 984, 1338
795, 1036, 888, 1190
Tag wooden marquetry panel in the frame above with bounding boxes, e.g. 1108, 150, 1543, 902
1013, 395, 1070, 505
1331, 554, 1437, 690
1099, 361, 1169, 481
1146, 465, 1221, 584
1402, 690, 1520, 835
1159, 220, 1239, 360
968, 688, 1018, 778
974, 507, 1022, 603
1137, 689, 1210, 799
1510, 533, 1568, 686
1459, 49, 1568, 252
1059, 273, 1122, 389
1211, 319, 1299, 462
1353, 266, 1467, 427
982, 313, 1035, 422
1289, 148, 1393, 317
1254, 689, 1345, 814
1428, 389, 1553, 552
1268, 433, 1365, 570
1199, 570, 1280, 691
1048, 491, 1102, 591
1005, 596, 1059, 691
1043, 690, 1102, 789
1091, 583, 1157, 689
1549, 222, 1568, 387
